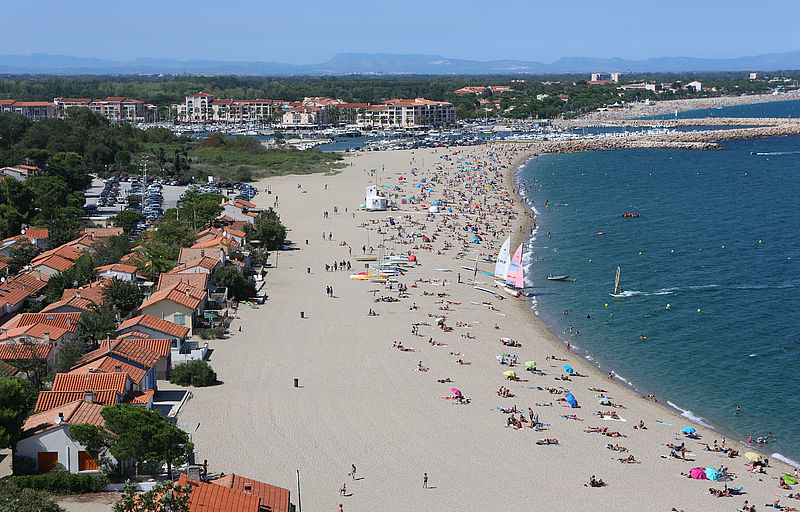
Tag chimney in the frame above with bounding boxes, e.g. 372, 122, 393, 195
67, 316, 71, 327
244, 485, 252, 494
88, 366, 94, 373
107, 338, 111, 352
114, 364, 122, 373
84, 390, 95, 403
200, 249, 205, 257
75, 290, 81, 299
43, 332, 50, 343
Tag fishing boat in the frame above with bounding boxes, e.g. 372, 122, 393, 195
547, 275, 569, 281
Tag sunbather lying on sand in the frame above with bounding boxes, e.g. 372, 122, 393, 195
561, 414, 583, 421
618, 455, 640, 463
536, 438, 559, 445
586, 475, 606, 487
437, 378, 453, 383
606, 443, 628, 452
633, 420, 647, 430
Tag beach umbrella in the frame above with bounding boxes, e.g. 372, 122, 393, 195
496, 354, 505, 361
563, 364, 574, 374
451, 388, 462, 397
689, 467, 708, 480
681, 427, 696, 434
525, 361, 536, 369
503, 371, 516, 378
783, 473, 799, 485
744, 452, 763, 462
705, 467, 722, 481
564, 392, 578, 408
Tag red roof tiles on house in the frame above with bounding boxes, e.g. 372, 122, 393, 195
140, 282, 206, 311
0, 343, 52, 360
176, 475, 261, 512
158, 273, 208, 291
35, 390, 119, 411
53, 372, 129, 394
212, 474, 291, 512
70, 357, 147, 385
22, 400, 105, 438
117, 314, 189, 339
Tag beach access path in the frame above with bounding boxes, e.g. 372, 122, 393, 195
176, 146, 794, 511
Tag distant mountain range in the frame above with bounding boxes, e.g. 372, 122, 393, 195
1, 51, 800, 76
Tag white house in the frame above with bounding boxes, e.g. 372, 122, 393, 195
365, 186, 387, 211
17, 400, 107, 473
95, 263, 138, 282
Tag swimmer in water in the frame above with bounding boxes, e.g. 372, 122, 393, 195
639, 335, 647, 340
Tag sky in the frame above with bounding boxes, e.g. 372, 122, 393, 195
5, 0, 799, 63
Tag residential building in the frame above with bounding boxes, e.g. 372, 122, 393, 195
358, 98, 455, 127
116, 313, 189, 346
6, 101, 55, 121
0, 165, 38, 181
176, 473, 291, 512
281, 105, 324, 127
17, 399, 107, 473
87, 97, 144, 122
138, 283, 206, 334
53, 98, 91, 117
95, 263, 138, 282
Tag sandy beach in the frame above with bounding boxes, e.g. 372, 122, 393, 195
176, 143, 798, 511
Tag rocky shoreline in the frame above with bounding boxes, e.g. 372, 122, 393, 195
504, 120, 800, 153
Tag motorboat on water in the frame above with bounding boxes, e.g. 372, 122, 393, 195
547, 275, 569, 281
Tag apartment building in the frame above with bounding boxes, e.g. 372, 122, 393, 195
359, 98, 455, 127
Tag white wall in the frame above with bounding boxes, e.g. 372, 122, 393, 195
16, 425, 110, 473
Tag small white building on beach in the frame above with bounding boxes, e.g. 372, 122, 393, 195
365, 186, 387, 211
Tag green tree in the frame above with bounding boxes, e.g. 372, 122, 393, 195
54, 338, 87, 373
92, 234, 132, 267
169, 360, 217, 388
47, 152, 92, 192
211, 266, 255, 300
76, 306, 117, 349
102, 278, 143, 316
0, 376, 37, 448
70, 405, 194, 477
7, 243, 41, 275
114, 150, 131, 172
153, 146, 167, 174
113, 480, 192, 512
113, 210, 145, 236
45, 254, 97, 304
176, 191, 223, 231
0, 481, 66, 512
46, 207, 83, 249
0, 112, 31, 150
245, 208, 286, 250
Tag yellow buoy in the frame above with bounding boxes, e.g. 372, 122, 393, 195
697, 308, 701, 312
666, 304, 671, 309
588, 259, 592, 263
638, 251, 642, 255
722, 245, 725, 248
670, 249, 674, 253
758, 240, 762, 244
605, 303, 608, 308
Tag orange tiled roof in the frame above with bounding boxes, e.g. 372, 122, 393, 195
77, 338, 163, 369
169, 256, 220, 273
232, 198, 256, 209
95, 263, 138, 274
117, 314, 189, 339
82, 227, 124, 238
140, 282, 205, 311
158, 273, 208, 291
22, 400, 105, 438
124, 389, 154, 405
0, 271, 47, 308
22, 228, 48, 239
212, 474, 291, 512
177, 475, 260, 512
53, 372, 129, 394
0, 343, 52, 360
31, 244, 83, 265
35, 389, 119, 411
70, 356, 147, 385
4, 312, 82, 333
32, 254, 74, 272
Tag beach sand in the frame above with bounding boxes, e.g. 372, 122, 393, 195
176, 144, 796, 511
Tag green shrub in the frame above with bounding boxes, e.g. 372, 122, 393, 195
195, 327, 225, 340
10, 472, 109, 495
169, 359, 217, 387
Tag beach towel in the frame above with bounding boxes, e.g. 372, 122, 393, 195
689, 467, 708, 480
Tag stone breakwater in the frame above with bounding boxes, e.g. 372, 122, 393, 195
566, 117, 800, 128
503, 121, 800, 153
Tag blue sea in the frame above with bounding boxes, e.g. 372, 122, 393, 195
517, 100, 800, 465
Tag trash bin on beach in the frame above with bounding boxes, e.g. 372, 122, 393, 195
293, 378, 299, 388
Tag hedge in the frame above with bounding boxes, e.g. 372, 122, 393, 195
169, 359, 217, 387
9, 472, 109, 495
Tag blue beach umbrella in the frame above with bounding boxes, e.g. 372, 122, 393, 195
563, 364, 574, 374
681, 427, 696, 434
564, 392, 578, 408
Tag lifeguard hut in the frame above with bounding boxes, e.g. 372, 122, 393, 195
365, 185, 387, 211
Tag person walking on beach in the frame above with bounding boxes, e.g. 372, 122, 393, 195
423, 473, 428, 488
340, 482, 346, 496
350, 464, 357, 480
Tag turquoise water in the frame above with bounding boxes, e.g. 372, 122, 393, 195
517, 113, 800, 463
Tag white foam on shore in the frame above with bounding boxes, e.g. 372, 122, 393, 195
666, 401, 715, 429
771, 453, 800, 468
